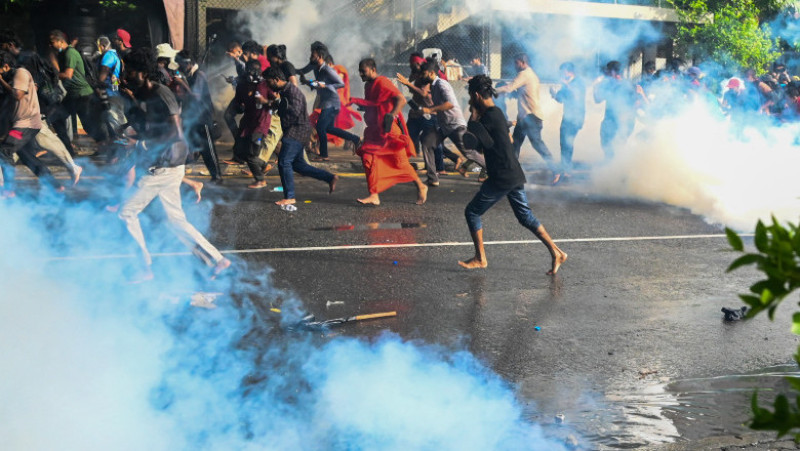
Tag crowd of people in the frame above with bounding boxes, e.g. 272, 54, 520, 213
1, 27, 792, 280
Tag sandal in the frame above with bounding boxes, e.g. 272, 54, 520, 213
311, 157, 330, 162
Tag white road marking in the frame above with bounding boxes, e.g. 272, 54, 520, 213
43, 233, 746, 262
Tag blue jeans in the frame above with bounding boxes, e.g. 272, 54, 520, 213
278, 137, 335, 199
465, 181, 541, 234
316, 107, 359, 158
513, 114, 553, 168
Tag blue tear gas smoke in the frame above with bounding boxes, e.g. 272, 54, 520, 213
0, 197, 567, 450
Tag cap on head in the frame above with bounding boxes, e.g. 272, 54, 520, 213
115, 29, 131, 48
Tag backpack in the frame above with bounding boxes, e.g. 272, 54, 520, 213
80, 52, 100, 89
18, 51, 63, 107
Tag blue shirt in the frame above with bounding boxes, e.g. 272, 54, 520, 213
313, 63, 344, 110
100, 49, 121, 96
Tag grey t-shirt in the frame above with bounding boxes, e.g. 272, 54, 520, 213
430, 77, 466, 134
135, 83, 188, 168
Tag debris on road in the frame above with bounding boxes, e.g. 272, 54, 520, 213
280, 204, 298, 212
722, 306, 748, 321
293, 311, 397, 331
326, 300, 345, 308
639, 368, 658, 379
190, 292, 223, 309
555, 413, 566, 424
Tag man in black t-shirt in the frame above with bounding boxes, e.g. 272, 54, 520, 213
118, 47, 230, 283
459, 75, 567, 275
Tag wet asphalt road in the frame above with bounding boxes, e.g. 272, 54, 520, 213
179, 168, 798, 448
23, 157, 796, 449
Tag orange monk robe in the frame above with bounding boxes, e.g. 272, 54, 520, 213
308, 65, 363, 146
350, 76, 418, 195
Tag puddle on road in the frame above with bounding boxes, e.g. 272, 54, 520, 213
311, 222, 427, 232
528, 365, 800, 449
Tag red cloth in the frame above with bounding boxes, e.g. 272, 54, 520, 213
350, 76, 418, 194
258, 55, 270, 71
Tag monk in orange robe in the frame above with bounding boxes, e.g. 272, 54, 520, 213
349, 58, 427, 205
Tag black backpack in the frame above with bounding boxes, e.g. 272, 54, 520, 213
80, 52, 100, 89
18, 51, 62, 107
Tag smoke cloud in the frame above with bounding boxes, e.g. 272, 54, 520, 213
0, 198, 567, 450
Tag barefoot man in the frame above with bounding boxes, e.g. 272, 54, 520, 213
459, 75, 567, 274
349, 58, 427, 206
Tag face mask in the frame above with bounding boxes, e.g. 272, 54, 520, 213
247, 71, 262, 84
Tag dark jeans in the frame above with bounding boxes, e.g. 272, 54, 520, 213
224, 98, 241, 139
316, 107, 359, 158
243, 134, 267, 182
559, 121, 582, 174
407, 115, 444, 170
187, 123, 222, 180
0, 127, 59, 191
64, 94, 108, 143
513, 114, 553, 168
465, 181, 541, 234
278, 137, 335, 199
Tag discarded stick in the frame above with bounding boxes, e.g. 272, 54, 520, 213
295, 311, 397, 331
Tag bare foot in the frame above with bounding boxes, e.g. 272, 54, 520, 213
192, 181, 204, 203
456, 158, 469, 177
458, 257, 488, 269
547, 251, 568, 275
72, 165, 83, 186
210, 258, 231, 280
416, 183, 428, 205
275, 198, 296, 206
248, 181, 267, 189
357, 194, 380, 205
329, 174, 339, 194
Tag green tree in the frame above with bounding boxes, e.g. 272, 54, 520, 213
670, 0, 781, 74
726, 218, 800, 438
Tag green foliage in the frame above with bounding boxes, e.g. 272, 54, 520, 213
98, 0, 136, 10
727, 218, 800, 437
670, 0, 781, 74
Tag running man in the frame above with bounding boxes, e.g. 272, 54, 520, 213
459, 75, 567, 274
